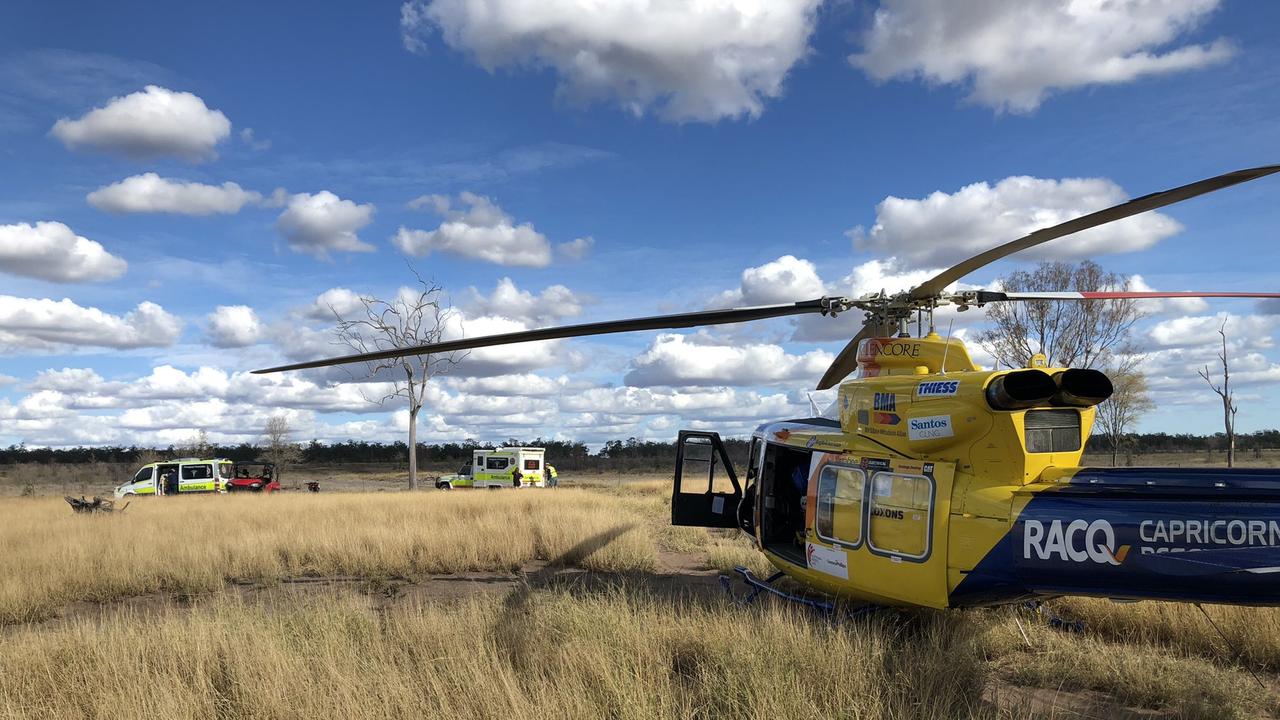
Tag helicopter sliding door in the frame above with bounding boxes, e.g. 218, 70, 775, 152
671, 431, 742, 528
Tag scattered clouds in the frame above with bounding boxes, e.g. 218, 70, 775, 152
1147, 312, 1280, 350
561, 385, 798, 420
88, 173, 263, 215
625, 332, 833, 387
852, 0, 1235, 112
239, 127, 271, 151
464, 277, 585, 326
0, 221, 127, 283
0, 296, 182, 352
714, 254, 825, 307
394, 192, 553, 267
306, 287, 367, 321
206, 305, 265, 348
557, 236, 594, 260
400, 0, 822, 122
276, 191, 376, 258
49, 85, 231, 161
1128, 274, 1210, 315
851, 176, 1183, 268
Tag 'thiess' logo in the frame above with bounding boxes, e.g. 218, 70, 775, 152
916, 380, 959, 398
1023, 519, 1129, 565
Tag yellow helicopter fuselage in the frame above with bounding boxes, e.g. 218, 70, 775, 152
674, 333, 1280, 609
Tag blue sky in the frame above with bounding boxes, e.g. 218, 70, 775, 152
1, 0, 1278, 449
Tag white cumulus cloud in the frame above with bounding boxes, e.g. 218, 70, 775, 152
0, 296, 182, 351
400, 0, 821, 122
394, 192, 553, 267
852, 175, 1183, 268
464, 277, 585, 326
624, 332, 833, 386
276, 191, 376, 258
206, 305, 265, 348
87, 173, 262, 215
49, 85, 232, 161
852, 0, 1235, 112
0, 221, 127, 282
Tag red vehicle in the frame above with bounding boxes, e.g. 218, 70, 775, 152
227, 461, 281, 493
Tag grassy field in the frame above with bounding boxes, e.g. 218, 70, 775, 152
1, 479, 1279, 719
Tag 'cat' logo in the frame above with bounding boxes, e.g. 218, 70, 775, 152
1024, 519, 1128, 565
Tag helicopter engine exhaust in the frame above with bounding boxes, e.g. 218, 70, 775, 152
985, 370, 1057, 410
1051, 368, 1114, 407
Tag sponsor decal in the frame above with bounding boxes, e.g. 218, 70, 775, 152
873, 412, 901, 426
806, 436, 817, 449
871, 506, 904, 520
908, 415, 953, 441
1139, 519, 1280, 554
1023, 519, 1127, 565
874, 343, 921, 358
916, 380, 959, 398
873, 392, 897, 411
806, 542, 849, 580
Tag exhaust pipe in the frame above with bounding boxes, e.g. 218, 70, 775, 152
986, 369, 1057, 410
1052, 368, 1114, 407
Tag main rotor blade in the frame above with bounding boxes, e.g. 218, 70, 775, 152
910, 165, 1280, 300
977, 290, 1280, 302
815, 317, 896, 391
254, 299, 833, 374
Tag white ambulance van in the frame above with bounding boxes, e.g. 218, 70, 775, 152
114, 458, 233, 497
436, 447, 546, 489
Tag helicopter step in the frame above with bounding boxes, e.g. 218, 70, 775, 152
955, 467, 1280, 606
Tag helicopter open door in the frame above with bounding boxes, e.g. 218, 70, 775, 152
671, 430, 742, 528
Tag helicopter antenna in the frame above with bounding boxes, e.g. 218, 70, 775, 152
805, 392, 820, 416
939, 318, 955, 374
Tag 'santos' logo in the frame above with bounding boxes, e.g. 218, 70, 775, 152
1023, 519, 1129, 565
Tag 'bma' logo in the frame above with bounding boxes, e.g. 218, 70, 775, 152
1023, 519, 1128, 565
873, 392, 896, 411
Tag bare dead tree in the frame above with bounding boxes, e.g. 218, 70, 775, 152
1094, 349, 1154, 466
263, 415, 301, 476
978, 261, 1143, 369
1198, 320, 1239, 467
332, 274, 464, 489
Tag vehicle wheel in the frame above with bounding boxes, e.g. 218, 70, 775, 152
438, 481, 452, 490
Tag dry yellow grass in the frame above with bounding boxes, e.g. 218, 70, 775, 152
5, 482, 1280, 719
0, 585, 995, 720
0, 490, 655, 625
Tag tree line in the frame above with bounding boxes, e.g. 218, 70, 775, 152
0, 436, 756, 473
3, 431, 1273, 470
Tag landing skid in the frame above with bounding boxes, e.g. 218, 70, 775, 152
719, 566, 881, 622
1023, 600, 1084, 633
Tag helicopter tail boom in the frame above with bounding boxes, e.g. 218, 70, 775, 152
954, 467, 1280, 606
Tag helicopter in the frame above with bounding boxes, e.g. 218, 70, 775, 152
256, 165, 1280, 610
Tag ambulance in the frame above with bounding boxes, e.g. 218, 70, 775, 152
436, 447, 547, 489
114, 458, 234, 497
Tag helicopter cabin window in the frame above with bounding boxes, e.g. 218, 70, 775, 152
815, 464, 865, 549
181, 464, 213, 481
486, 457, 510, 471
1025, 410, 1081, 453
523, 458, 540, 471
867, 471, 933, 561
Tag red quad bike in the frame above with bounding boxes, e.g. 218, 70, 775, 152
228, 461, 281, 493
